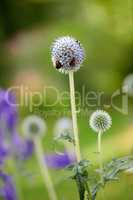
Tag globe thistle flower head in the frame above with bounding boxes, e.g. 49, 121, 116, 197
22, 115, 47, 139
51, 36, 85, 74
122, 74, 133, 97
89, 110, 112, 133
54, 117, 73, 138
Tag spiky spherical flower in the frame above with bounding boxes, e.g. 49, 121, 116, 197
51, 36, 85, 74
89, 110, 112, 133
122, 74, 133, 97
22, 115, 47, 138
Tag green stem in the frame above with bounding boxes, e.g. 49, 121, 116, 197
34, 137, 58, 200
69, 71, 81, 162
98, 131, 102, 154
98, 131, 104, 185
84, 182, 92, 200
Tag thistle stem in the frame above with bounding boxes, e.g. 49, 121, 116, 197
98, 131, 104, 184
98, 131, 102, 154
84, 181, 92, 200
34, 137, 58, 200
69, 71, 81, 162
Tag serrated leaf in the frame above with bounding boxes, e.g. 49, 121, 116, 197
91, 156, 133, 200
104, 156, 133, 182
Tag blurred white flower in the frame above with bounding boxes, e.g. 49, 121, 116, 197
122, 74, 133, 97
89, 110, 112, 133
54, 117, 73, 138
51, 36, 85, 74
22, 115, 47, 138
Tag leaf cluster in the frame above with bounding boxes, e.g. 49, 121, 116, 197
67, 156, 133, 200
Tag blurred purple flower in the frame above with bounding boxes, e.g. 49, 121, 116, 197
0, 145, 8, 165
0, 90, 18, 133
0, 171, 17, 200
0, 90, 18, 165
23, 140, 34, 159
0, 90, 34, 164
13, 134, 34, 160
45, 151, 76, 169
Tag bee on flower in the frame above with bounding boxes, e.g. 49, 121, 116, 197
51, 36, 85, 74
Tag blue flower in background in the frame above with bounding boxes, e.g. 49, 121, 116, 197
0, 89, 34, 164
22, 140, 34, 160
45, 151, 76, 169
13, 134, 34, 160
0, 146, 8, 166
0, 171, 17, 200
0, 90, 18, 165
0, 90, 18, 134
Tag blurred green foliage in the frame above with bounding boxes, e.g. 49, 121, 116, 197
0, 0, 133, 90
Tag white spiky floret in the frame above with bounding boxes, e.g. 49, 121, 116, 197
51, 36, 85, 74
122, 74, 133, 97
22, 115, 47, 138
89, 110, 112, 133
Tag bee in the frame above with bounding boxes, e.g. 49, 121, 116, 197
76, 40, 81, 46
55, 60, 62, 69
69, 57, 76, 67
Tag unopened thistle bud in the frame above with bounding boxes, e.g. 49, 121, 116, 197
22, 115, 47, 138
51, 36, 85, 74
122, 74, 133, 97
89, 110, 112, 133
54, 117, 73, 137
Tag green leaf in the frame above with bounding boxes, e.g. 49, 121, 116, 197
66, 160, 92, 200
91, 156, 133, 200
54, 130, 75, 144
104, 156, 133, 182
91, 182, 102, 200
